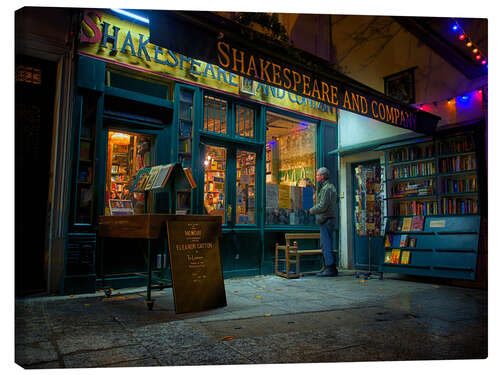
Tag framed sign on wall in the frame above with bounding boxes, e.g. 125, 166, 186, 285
384, 67, 417, 105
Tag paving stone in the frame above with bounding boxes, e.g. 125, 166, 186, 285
55, 327, 137, 355
156, 342, 253, 366
62, 345, 151, 368
15, 274, 488, 366
24, 360, 63, 369
15, 341, 59, 367
106, 357, 160, 367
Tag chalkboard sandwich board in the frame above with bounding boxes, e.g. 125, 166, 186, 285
166, 215, 226, 314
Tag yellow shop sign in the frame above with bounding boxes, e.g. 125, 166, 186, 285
78, 10, 337, 122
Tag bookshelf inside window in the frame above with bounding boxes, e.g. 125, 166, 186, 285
75, 94, 98, 224
178, 88, 194, 168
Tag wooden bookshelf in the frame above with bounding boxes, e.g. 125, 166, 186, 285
380, 133, 482, 280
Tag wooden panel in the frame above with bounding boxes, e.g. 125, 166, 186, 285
98, 214, 174, 239
380, 215, 480, 280
285, 233, 320, 240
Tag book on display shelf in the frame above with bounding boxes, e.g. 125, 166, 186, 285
399, 234, 408, 247
151, 164, 174, 190
384, 234, 393, 247
401, 251, 411, 265
384, 251, 392, 263
391, 249, 401, 264
411, 215, 425, 231
402, 217, 412, 232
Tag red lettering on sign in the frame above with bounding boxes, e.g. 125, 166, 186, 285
80, 10, 102, 43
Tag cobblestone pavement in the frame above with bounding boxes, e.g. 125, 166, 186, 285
14, 273, 487, 369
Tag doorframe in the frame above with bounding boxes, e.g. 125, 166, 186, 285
199, 139, 263, 229
350, 159, 381, 270
339, 151, 385, 270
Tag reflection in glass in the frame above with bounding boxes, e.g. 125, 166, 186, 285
203, 95, 227, 134
236, 105, 255, 138
203, 145, 227, 224
236, 150, 256, 224
265, 111, 317, 225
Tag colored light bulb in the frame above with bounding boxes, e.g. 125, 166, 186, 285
452, 24, 459, 31
472, 48, 478, 54
459, 34, 466, 40
476, 54, 481, 60
481, 59, 487, 65
466, 41, 472, 47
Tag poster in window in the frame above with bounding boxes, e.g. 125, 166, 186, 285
266, 184, 279, 209
278, 184, 291, 209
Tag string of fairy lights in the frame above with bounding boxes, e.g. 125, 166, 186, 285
415, 86, 485, 111
413, 19, 487, 111
451, 18, 487, 66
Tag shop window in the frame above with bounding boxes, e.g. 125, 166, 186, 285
203, 95, 227, 134
106, 69, 172, 100
203, 145, 227, 224
104, 130, 155, 215
235, 105, 255, 139
265, 112, 317, 225
236, 150, 256, 224
75, 94, 98, 224
178, 88, 194, 167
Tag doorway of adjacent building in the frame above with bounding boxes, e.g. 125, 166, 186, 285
351, 160, 384, 271
15, 55, 56, 296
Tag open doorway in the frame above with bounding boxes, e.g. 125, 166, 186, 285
15, 55, 57, 296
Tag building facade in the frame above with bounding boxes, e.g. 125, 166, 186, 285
15, 8, 487, 295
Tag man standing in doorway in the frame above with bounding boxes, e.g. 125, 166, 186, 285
309, 167, 338, 276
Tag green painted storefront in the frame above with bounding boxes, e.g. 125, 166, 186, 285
64, 51, 339, 294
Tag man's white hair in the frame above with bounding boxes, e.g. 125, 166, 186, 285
317, 167, 330, 180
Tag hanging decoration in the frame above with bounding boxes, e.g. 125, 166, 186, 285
451, 19, 487, 67
414, 86, 486, 111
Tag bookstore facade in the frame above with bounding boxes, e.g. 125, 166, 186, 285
66, 9, 342, 292
62, 9, 485, 294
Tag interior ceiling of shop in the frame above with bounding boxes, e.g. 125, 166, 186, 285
266, 112, 312, 139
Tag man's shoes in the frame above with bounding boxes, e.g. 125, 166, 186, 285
316, 266, 338, 277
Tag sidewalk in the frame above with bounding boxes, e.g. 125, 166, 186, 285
15, 272, 487, 368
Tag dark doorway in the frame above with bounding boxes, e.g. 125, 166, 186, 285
351, 160, 384, 271
15, 55, 57, 296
